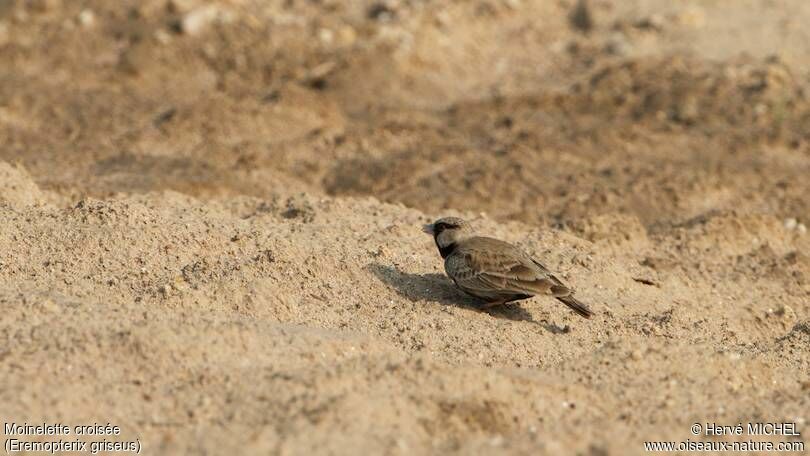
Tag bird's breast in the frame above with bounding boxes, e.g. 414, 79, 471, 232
438, 242, 457, 259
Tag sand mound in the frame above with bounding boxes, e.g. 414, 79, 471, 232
1, 162, 807, 453
0, 161, 52, 207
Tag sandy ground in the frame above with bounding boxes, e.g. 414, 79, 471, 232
1, 0, 809, 454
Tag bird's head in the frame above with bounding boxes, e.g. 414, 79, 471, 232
422, 217, 474, 253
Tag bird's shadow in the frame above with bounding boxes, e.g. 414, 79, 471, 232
368, 263, 570, 333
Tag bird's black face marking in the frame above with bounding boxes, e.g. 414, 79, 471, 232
438, 242, 457, 258
432, 222, 461, 258
432, 221, 459, 235
424, 217, 469, 258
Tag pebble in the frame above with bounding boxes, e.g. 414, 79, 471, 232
78, 9, 95, 28
318, 28, 334, 45
785, 218, 807, 235
774, 304, 795, 319
181, 5, 234, 36
569, 0, 593, 33
368, 2, 397, 21
154, 29, 172, 45
305, 61, 337, 82
42, 299, 60, 313
636, 14, 665, 31
728, 352, 741, 361
182, 7, 217, 35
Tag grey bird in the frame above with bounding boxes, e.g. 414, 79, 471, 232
423, 216, 593, 318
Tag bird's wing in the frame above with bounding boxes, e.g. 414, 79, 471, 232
530, 259, 571, 295
445, 252, 506, 296
452, 238, 569, 297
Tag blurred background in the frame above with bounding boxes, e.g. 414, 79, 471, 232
2, 0, 809, 229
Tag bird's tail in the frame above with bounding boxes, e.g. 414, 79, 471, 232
556, 294, 593, 319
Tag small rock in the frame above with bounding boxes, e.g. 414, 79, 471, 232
182, 7, 217, 35
78, 9, 95, 28
368, 2, 396, 21
728, 352, 741, 361
569, 0, 593, 33
303, 61, 337, 91
181, 5, 233, 36
42, 299, 60, 313
784, 218, 798, 230
774, 305, 796, 320
318, 27, 334, 44
635, 14, 665, 31
154, 28, 172, 44
797, 223, 807, 235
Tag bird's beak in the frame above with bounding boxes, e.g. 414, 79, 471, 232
422, 223, 435, 235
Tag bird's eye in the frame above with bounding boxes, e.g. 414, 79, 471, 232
435, 222, 458, 232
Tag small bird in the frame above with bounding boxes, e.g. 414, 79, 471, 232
423, 216, 593, 318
